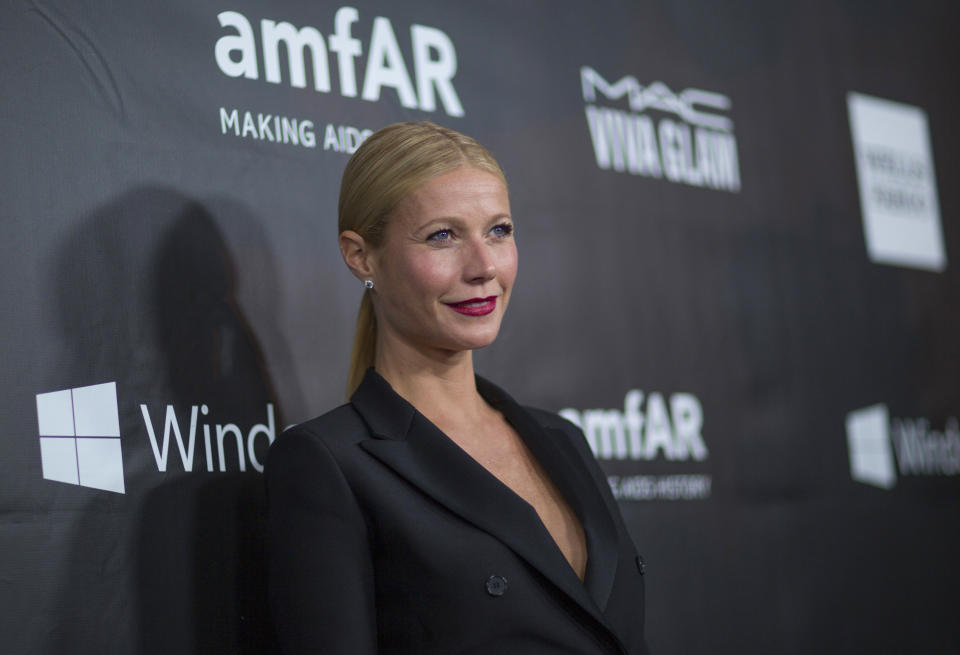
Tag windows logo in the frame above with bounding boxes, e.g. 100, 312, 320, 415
845, 404, 896, 490
36, 381, 125, 494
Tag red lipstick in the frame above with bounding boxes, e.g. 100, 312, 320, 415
445, 296, 497, 316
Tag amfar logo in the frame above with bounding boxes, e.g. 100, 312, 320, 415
559, 390, 707, 462
581, 66, 741, 192
37, 382, 125, 494
560, 389, 711, 501
847, 92, 946, 272
36, 381, 278, 494
215, 7, 464, 117
846, 404, 960, 489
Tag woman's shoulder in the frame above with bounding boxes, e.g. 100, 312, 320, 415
266, 403, 369, 470
477, 375, 582, 434
521, 405, 583, 433
286, 403, 369, 441
521, 404, 597, 457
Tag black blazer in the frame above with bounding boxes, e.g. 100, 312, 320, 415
265, 369, 651, 654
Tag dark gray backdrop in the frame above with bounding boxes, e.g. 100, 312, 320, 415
2, 1, 958, 653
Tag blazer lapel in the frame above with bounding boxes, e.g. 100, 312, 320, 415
352, 369, 619, 624
476, 376, 620, 614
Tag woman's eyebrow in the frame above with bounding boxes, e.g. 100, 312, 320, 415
411, 216, 467, 231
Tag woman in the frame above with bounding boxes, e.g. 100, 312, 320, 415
265, 122, 650, 654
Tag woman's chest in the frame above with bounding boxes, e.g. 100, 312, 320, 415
452, 425, 589, 581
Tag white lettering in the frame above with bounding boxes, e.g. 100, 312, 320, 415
246, 403, 276, 473
713, 130, 741, 192
893, 417, 960, 476
201, 404, 213, 472
411, 24, 463, 116
584, 409, 628, 459
670, 393, 707, 460
142, 402, 280, 474
562, 389, 709, 462
141, 404, 198, 472
215, 11, 258, 80
624, 390, 644, 460
258, 113, 275, 141
329, 6, 362, 97
241, 112, 257, 138
299, 120, 316, 147
203, 425, 214, 472
216, 424, 246, 472
585, 106, 738, 190
216, 9, 462, 115
644, 392, 675, 460
219, 109, 320, 149
361, 16, 418, 108
582, 67, 739, 191
581, 67, 731, 130
321, 123, 372, 152
261, 19, 331, 91
220, 107, 240, 135
659, 118, 684, 183
343, 126, 362, 153
609, 474, 712, 500
280, 116, 299, 145
324, 123, 341, 151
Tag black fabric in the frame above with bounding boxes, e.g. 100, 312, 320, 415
265, 368, 650, 654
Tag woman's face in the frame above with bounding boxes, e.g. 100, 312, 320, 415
370, 165, 517, 357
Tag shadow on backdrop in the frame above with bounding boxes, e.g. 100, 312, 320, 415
51, 187, 286, 654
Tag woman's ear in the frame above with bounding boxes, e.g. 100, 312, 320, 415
339, 230, 375, 281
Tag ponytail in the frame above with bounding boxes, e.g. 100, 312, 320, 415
346, 290, 377, 398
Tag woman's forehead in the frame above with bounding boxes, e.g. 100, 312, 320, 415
396, 168, 509, 219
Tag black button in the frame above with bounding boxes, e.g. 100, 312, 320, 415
485, 574, 508, 596
635, 555, 646, 576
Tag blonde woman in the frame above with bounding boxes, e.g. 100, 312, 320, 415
266, 122, 650, 654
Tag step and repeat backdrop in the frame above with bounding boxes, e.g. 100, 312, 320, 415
2, 1, 958, 653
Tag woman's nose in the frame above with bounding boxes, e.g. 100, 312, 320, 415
463, 238, 496, 282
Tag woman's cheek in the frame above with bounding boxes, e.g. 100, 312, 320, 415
498, 244, 519, 286
408, 253, 458, 293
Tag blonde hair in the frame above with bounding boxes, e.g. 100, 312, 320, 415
339, 121, 507, 397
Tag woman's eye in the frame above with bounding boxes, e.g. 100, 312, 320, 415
427, 229, 452, 242
491, 223, 513, 238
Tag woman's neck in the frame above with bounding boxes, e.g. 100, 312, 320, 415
373, 334, 488, 428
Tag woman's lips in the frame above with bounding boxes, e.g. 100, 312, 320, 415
445, 296, 498, 316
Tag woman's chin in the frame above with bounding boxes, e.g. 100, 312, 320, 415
433, 327, 502, 354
